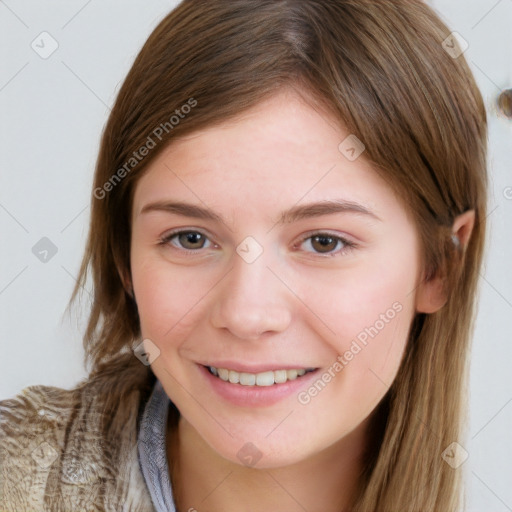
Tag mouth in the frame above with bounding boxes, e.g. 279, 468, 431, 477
205, 365, 317, 387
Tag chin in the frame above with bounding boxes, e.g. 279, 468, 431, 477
205, 432, 315, 470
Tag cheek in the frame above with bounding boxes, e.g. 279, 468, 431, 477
131, 254, 214, 343
297, 245, 418, 397
300, 253, 416, 346
295, 282, 414, 433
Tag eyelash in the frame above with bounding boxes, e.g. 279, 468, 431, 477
158, 229, 357, 257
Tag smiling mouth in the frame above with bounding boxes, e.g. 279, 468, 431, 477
206, 365, 317, 387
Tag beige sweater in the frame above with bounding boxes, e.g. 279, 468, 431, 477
0, 352, 158, 511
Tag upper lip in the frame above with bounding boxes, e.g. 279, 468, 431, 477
199, 361, 318, 373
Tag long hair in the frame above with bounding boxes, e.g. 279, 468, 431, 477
71, 1, 488, 509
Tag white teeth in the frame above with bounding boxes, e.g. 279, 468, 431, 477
273, 369, 287, 384
239, 372, 256, 385
287, 369, 298, 380
208, 366, 314, 386
255, 371, 274, 386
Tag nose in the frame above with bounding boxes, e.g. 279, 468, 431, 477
209, 248, 293, 340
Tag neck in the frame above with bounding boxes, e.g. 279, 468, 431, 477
167, 415, 371, 512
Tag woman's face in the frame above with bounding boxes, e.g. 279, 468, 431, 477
130, 88, 431, 468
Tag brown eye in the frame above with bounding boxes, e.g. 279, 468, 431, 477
298, 232, 356, 257
311, 235, 339, 253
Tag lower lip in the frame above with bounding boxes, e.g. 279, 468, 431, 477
198, 364, 320, 407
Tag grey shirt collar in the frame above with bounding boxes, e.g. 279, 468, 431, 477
137, 378, 177, 512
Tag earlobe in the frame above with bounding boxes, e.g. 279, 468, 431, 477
415, 209, 475, 314
415, 274, 448, 314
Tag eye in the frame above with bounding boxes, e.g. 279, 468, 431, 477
158, 229, 356, 257
159, 230, 215, 252
296, 232, 356, 257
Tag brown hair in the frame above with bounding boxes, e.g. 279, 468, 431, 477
71, 1, 487, 509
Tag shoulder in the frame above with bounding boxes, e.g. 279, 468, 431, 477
0, 351, 157, 511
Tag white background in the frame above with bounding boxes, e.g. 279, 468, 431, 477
1, 1, 511, 510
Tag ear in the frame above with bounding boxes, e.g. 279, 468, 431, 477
415, 210, 475, 314
451, 209, 475, 250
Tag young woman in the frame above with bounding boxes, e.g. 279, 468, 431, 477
0, 1, 487, 511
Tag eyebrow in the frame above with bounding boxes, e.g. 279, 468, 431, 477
139, 199, 381, 224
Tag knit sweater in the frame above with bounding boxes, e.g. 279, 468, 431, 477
0, 351, 173, 511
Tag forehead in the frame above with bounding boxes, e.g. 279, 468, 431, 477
131, 89, 402, 225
